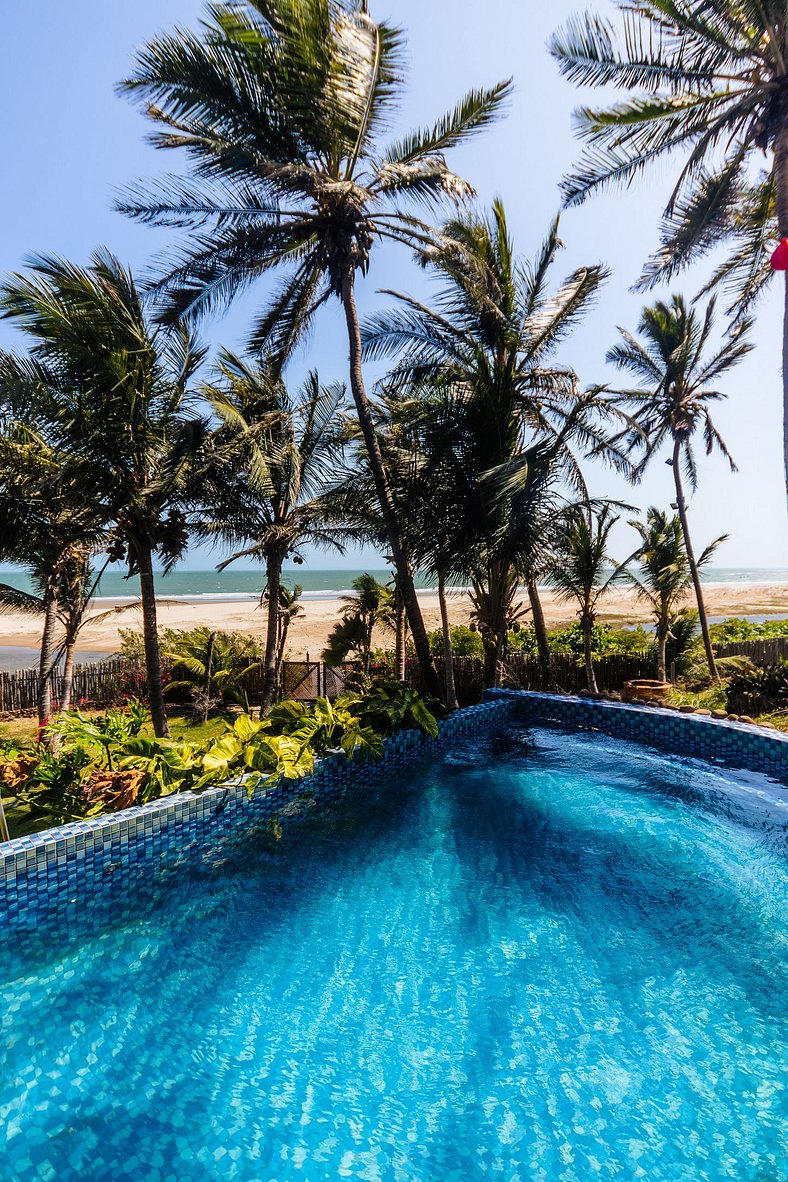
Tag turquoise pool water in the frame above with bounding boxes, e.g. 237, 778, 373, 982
2, 724, 787, 1181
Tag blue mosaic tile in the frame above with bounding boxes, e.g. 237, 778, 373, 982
486, 688, 788, 778
0, 699, 514, 934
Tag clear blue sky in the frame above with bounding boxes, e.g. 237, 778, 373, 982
1, 0, 784, 570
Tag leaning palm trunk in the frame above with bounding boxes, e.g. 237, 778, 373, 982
438, 574, 458, 710
581, 612, 599, 694
672, 441, 718, 681
527, 578, 552, 689
261, 555, 282, 715
341, 269, 441, 701
134, 539, 170, 738
37, 585, 59, 742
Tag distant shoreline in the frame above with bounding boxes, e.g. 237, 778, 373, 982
61, 577, 788, 606
2, 581, 788, 666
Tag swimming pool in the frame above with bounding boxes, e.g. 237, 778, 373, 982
2, 719, 787, 1181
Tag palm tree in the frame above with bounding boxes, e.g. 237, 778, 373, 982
0, 554, 121, 716
0, 421, 107, 732
605, 294, 751, 680
0, 252, 208, 737
546, 501, 627, 694
627, 507, 724, 681
549, 1, 788, 499
203, 354, 353, 713
322, 573, 393, 671
117, 0, 512, 700
363, 202, 628, 684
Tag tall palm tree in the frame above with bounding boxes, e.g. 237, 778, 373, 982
545, 500, 627, 694
0, 252, 208, 737
605, 294, 751, 679
363, 202, 628, 684
549, 1, 788, 499
203, 353, 353, 713
627, 506, 724, 681
117, 0, 512, 700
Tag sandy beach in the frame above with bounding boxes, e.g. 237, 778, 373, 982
2, 583, 788, 660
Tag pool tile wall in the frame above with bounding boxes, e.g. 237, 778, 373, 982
6, 691, 788, 938
0, 698, 516, 936
488, 688, 788, 778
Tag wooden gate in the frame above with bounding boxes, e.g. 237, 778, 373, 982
280, 660, 321, 701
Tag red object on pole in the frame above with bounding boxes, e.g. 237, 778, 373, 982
770, 238, 788, 269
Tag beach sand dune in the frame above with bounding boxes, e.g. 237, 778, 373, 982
1, 583, 788, 659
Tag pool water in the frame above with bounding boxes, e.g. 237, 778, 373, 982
2, 725, 787, 1181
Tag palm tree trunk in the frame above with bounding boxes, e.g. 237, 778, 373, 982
276, 618, 290, 684
134, 538, 169, 738
582, 613, 598, 694
527, 578, 552, 689
37, 585, 59, 743
657, 630, 667, 683
490, 562, 510, 689
201, 630, 217, 723
775, 130, 788, 509
438, 574, 458, 710
261, 554, 282, 715
340, 266, 442, 701
394, 587, 407, 681
60, 638, 77, 713
672, 439, 718, 680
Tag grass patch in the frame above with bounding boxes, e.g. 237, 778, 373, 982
666, 684, 728, 712
0, 709, 232, 749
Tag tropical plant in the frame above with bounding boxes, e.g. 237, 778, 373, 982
363, 202, 626, 685
726, 659, 788, 715
545, 500, 628, 693
627, 507, 723, 680
549, 1, 788, 498
0, 682, 441, 830
118, 0, 513, 699
322, 573, 393, 670
203, 353, 352, 712
604, 293, 749, 679
666, 608, 700, 674
0, 252, 209, 738
161, 627, 263, 711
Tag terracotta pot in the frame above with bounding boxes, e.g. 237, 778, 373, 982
621, 679, 671, 705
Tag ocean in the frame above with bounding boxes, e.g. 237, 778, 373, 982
0, 565, 786, 604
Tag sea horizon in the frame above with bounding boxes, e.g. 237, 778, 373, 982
2, 564, 788, 606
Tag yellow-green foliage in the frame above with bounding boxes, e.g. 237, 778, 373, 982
0, 682, 441, 836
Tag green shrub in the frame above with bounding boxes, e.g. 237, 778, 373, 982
726, 660, 788, 714
546, 622, 653, 657
710, 617, 788, 643
427, 625, 484, 658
